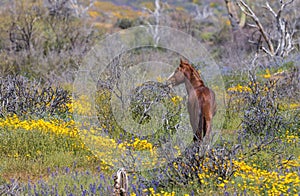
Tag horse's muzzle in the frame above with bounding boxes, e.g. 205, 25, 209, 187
166, 72, 176, 88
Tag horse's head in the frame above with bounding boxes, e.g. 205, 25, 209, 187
167, 58, 193, 87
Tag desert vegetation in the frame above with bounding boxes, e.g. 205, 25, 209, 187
0, 0, 299, 195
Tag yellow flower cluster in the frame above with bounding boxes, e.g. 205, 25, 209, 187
93, 1, 144, 19
0, 115, 79, 138
197, 156, 232, 186
281, 130, 299, 144
231, 158, 300, 195
289, 103, 300, 109
263, 68, 271, 79
227, 84, 251, 93
139, 187, 176, 196
119, 138, 153, 152
88, 11, 100, 18
262, 68, 287, 79
67, 95, 93, 116
171, 146, 299, 195
285, 135, 299, 144
77, 124, 161, 170
171, 96, 183, 105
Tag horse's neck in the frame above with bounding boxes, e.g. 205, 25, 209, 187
184, 78, 197, 97
184, 71, 205, 95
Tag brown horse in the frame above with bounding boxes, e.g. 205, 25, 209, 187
167, 59, 216, 142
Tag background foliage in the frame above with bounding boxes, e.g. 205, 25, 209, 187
0, 0, 299, 195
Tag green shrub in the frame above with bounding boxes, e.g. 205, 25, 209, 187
0, 75, 71, 119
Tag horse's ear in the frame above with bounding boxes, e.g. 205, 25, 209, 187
180, 58, 189, 65
179, 58, 184, 67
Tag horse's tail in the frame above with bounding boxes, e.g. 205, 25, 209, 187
202, 114, 206, 138
194, 108, 204, 142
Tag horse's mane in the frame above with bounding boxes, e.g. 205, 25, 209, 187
181, 60, 205, 87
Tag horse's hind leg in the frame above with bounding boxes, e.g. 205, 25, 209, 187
202, 106, 212, 140
205, 119, 211, 140
193, 116, 203, 142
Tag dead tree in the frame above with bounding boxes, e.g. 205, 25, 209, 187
193, 3, 213, 21
9, 5, 40, 52
237, 0, 296, 57
143, 0, 163, 46
224, 0, 246, 30
68, 0, 95, 17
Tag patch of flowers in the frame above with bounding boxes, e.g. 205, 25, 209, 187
139, 188, 176, 196
262, 68, 271, 79
67, 95, 93, 116
0, 115, 79, 137
281, 130, 299, 144
119, 138, 153, 152
0, 114, 161, 171
227, 84, 251, 93
170, 95, 183, 105
226, 158, 300, 195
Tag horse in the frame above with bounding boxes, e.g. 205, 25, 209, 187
167, 58, 216, 142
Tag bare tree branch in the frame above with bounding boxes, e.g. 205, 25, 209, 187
193, 4, 212, 21
237, 0, 295, 57
143, 0, 162, 46
69, 0, 95, 17
237, 0, 275, 56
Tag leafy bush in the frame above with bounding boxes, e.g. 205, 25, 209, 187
129, 81, 182, 143
0, 0, 99, 81
0, 75, 71, 119
96, 81, 182, 146
226, 67, 299, 137
241, 71, 285, 136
